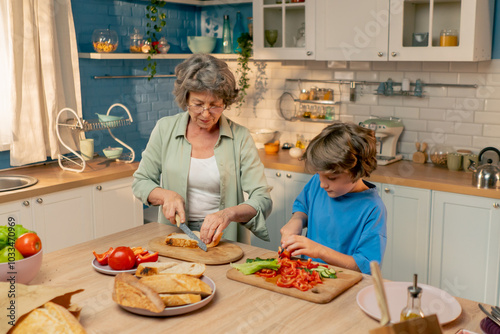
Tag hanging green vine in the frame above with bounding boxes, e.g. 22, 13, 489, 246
144, 0, 166, 80
235, 33, 253, 109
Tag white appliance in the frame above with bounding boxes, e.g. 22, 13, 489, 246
359, 116, 404, 165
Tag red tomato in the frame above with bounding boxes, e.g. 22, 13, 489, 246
14, 233, 42, 257
108, 246, 136, 270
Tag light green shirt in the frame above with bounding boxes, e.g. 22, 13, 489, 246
132, 112, 272, 241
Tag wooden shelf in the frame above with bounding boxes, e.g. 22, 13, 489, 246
157, 0, 251, 5
290, 117, 339, 123
293, 99, 340, 105
78, 52, 240, 60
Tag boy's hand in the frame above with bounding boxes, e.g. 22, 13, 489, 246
281, 235, 323, 259
280, 213, 307, 246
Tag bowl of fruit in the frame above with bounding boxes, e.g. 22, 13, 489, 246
0, 224, 43, 284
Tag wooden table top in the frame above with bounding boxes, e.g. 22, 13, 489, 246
30, 223, 488, 334
259, 149, 500, 200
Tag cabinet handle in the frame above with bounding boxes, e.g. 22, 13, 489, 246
275, 172, 281, 178
384, 188, 390, 193
96, 185, 102, 191
22, 201, 30, 207
286, 174, 292, 178
377, 52, 384, 57
36, 198, 43, 204
494, 203, 499, 209
391, 52, 397, 57
306, 51, 313, 56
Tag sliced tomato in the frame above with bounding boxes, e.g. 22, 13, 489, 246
255, 268, 277, 278
93, 247, 114, 265
293, 279, 311, 291
276, 275, 295, 288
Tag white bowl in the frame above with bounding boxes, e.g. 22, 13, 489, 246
250, 129, 278, 144
187, 36, 217, 54
103, 147, 123, 159
0, 249, 43, 284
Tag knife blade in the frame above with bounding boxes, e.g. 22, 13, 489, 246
478, 303, 500, 328
175, 215, 207, 252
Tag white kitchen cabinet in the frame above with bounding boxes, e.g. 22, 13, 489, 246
0, 177, 143, 253
315, 0, 493, 62
429, 191, 500, 305
251, 169, 312, 250
379, 184, 431, 283
93, 177, 143, 238
252, 0, 316, 60
32, 187, 93, 253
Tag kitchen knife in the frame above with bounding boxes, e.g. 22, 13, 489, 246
175, 214, 207, 252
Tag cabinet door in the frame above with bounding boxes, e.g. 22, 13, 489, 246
251, 169, 285, 250
93, 177, 143, 238
315, 0, 389, 61
283, 171, 312, 221
32, 188, 93, 253
381, 185, 431, 283
0, 200, 33, 231
253, 0, 315, 60
430, 192, 500, 304
389, 0, 493, 61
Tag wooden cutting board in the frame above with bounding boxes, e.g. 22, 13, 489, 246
226, 252, 363, 304
148, 236, 244, 265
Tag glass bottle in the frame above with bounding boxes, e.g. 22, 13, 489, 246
129, 28, 143, 53
296, 134, 305, 149
233, 11, 245, 53
414, 79, 423, 97
400, 274, 425, 321
222, 15, 232, 54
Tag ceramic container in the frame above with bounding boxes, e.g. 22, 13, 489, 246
187, 36, 217, 54
0, 249, 43, 284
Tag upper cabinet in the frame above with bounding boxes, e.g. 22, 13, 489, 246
253, 0, 316, 60
255, 0, 494, 62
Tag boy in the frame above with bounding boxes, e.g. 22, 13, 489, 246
280, 123, 387, 274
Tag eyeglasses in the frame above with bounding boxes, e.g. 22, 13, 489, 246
187, 105, 224, 114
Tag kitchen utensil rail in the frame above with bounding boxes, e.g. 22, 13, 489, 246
93, 74, 176, 79
285, 78, 477, 89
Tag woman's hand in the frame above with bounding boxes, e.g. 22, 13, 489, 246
148, 188, 186, 225
200, 210, 230, 245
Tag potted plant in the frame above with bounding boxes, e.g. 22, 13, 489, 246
235, 32, 253, 109
144, 0, 166, 79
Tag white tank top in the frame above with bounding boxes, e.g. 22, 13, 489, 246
187, 156, 221, 221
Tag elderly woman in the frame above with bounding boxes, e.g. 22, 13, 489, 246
132, 54, 272, 245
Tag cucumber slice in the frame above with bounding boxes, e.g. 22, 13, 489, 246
320, 271, 330, 278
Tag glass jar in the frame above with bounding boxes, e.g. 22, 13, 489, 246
299, 89, 309, 101
129, 28, 143, 53
440, 29, 458, 47
323, 88, 333, 101
141, 40, 152, 53
430, 145, 454, 167
158, 37, 170, 54
92, 29, 118, 53
400, 278, 425, 321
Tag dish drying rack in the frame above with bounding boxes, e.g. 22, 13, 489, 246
56, 103, 135, 173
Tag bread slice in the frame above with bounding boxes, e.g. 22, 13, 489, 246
11, 301, 86, 334
140, 273, 212, 297
112, 273, 165, 313
135, 262, 206, 278
165, 231, 222, 248
158, 293, 202, 307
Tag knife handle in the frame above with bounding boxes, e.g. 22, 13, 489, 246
175, 214, 181, 228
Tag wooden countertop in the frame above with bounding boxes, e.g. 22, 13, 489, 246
0, 158, 139, 204
25, 222, 489, 333
259, 149, 500, 200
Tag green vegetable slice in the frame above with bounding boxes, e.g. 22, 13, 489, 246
231, 259, 280, 275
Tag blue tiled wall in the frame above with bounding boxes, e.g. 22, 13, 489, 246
0, 0, 250, 169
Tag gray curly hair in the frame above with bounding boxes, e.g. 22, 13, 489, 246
173, 54, 239, 110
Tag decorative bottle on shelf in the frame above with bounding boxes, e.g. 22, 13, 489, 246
222, 15, 232, 54
232, 11, 245, 53
400, 274, 425, 321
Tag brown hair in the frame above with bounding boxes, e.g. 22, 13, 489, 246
303, 122, 377, 181
173, 54, 239, 110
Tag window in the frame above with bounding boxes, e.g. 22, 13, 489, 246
0, 3, 12, 151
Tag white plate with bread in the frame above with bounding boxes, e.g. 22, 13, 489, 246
112, 261, 216, 316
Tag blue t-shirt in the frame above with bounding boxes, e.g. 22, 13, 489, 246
292, 174, 387, 274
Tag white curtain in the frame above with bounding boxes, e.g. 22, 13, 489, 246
9, 0, 82, 166
0, 3, 13, 151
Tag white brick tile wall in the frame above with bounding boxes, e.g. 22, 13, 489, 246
238, 59, 500, 157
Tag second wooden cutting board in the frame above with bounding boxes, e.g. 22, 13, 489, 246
226, 252, 363, 304
148, 236, 244, 265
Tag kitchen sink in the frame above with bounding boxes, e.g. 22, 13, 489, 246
0, 175, 38, 192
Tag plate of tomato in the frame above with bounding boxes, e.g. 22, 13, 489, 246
92, 246, 159, 276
